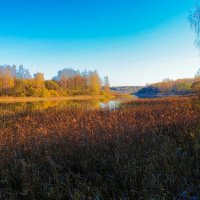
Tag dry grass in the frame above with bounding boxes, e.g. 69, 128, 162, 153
0, 96, 200, 199
0, 95, 115, 103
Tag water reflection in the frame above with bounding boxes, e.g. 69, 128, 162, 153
0, 99, 122, 115
99, 101, 121, 110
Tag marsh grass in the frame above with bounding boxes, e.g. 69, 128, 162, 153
0, 96, 200, 199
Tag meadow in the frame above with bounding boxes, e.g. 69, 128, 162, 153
0, 96, 200, 199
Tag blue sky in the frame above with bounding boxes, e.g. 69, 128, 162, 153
0, 0, 199, 86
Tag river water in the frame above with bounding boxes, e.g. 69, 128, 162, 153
0, 98, 131, 115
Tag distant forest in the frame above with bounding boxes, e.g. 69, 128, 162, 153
135, 77, 200, 98
0, 65, 110, 97
110, 70, 200, 98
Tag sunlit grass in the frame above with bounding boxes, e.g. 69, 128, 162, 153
0, 95, 115, 103
0, 96, 200, 199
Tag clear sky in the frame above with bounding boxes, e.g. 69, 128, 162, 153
0, 0, 199, 86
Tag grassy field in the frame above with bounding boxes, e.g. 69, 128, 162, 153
0, 96, 200, 199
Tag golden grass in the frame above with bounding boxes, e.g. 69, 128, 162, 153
0, 96, 200, 199
0, 95, 115, 103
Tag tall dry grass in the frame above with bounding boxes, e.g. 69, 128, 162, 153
0, 96, 200, 199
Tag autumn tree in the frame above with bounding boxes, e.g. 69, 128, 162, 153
149, 78, 193, 95
11, 65, 32, 96
54, 68, 103, 95
88, 70, 101, 95
0, 65, 15, 95
16, 65, 32, 79
45, 80, 60, 90
0, 65, 107, 97
34, 72, 45, 89
54, 68, 79, 91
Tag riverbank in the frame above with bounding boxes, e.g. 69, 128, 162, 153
0, 95, 116, 103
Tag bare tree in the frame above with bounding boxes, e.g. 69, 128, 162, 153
190, 5, 200, 46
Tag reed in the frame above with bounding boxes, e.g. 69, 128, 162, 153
0, 96, 200, 199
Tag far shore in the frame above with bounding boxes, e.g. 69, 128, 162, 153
0, 94, 135, 103
0, 95, 116, 103
0, 92, 137, 103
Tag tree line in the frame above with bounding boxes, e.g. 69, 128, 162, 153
0, 65, 110, 97
136, 75, 200, 97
